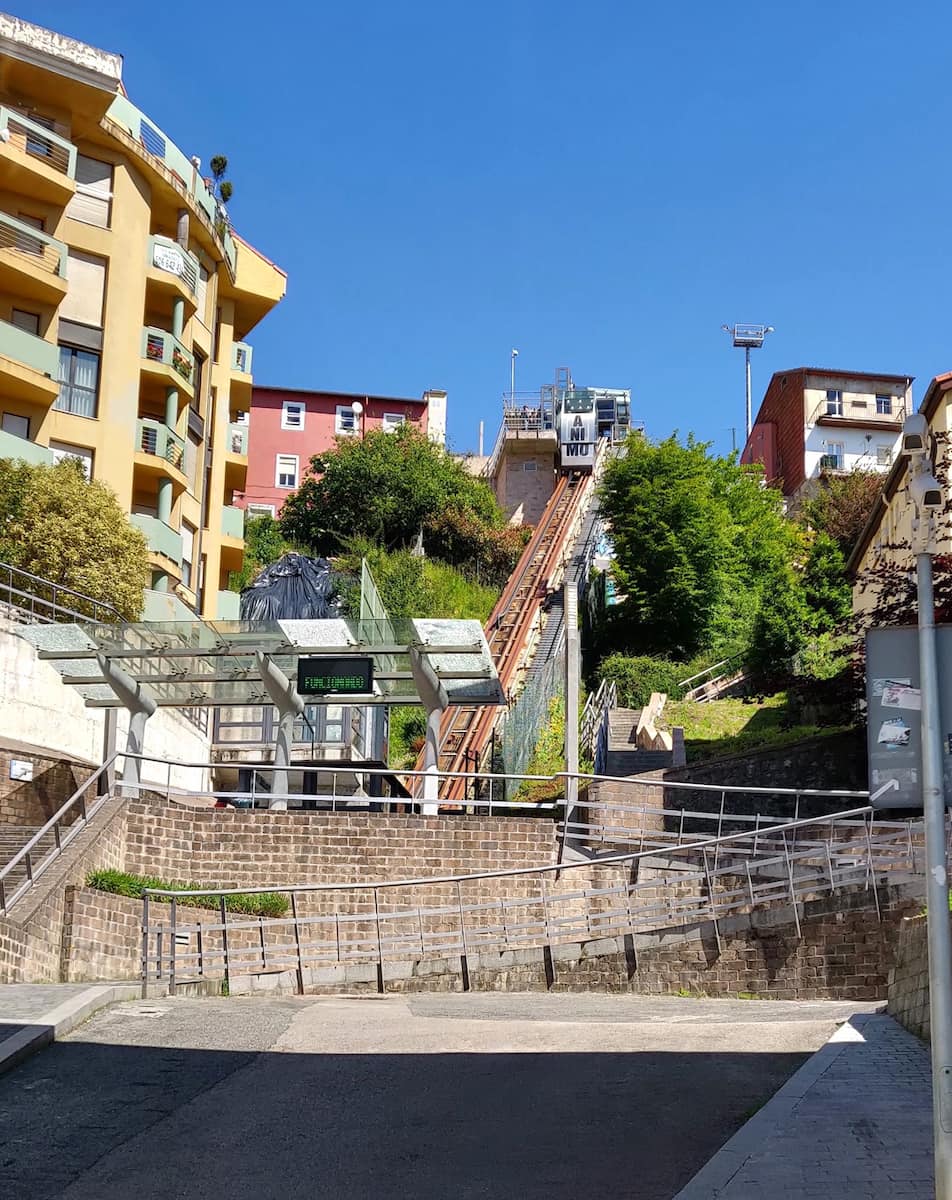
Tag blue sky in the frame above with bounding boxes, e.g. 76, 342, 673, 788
17, 1, 952, 454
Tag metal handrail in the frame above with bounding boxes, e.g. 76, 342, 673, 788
0, 558, 124, 624
0, 755, 118, 914
677, 654, 745, 690
809, 397, 906, 426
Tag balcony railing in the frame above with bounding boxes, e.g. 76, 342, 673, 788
130, 513, 182, 565
222, 504, 245, 540
810, 397, 906, 425
227, 422, 248, 456
137, 418, 185, 472
142, 326, 194, 386
105, 95, 237, 275
148, 234, 199, 294
232, 341, 253, 374
0, 106, 77, 180
0, 318, 58, 379
0, 211, 67, 277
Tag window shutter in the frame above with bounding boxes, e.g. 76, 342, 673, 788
61, 251, 106, 328
66, 156, 113, 228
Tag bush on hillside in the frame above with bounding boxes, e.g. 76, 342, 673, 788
86, 869, 288, 917
597, 654, 688, 708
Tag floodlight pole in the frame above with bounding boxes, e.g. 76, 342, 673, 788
914, 532, 952, 1199
745, 346, 752, 441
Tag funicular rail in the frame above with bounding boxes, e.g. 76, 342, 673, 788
414, 468, 597, 801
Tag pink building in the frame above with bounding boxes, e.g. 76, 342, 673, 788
235, 386, 448, 518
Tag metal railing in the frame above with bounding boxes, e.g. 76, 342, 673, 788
580, 678, 616, 771
231, 342, 253, 375
503, 406, 554, 433
227, 422, 248, 456
0, 106, 77, 180
137, 417, 186, 471
148, 234, 199, 294
139, 802, 920, 995
0, 757, 116, 914
0, 558, 123, 625
0, 210, 67, 277
810, 397, 906, 425
678, 654, 747, 702
141, 327, 194, 387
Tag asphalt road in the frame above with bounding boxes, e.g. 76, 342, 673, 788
0, 993, 876, 1200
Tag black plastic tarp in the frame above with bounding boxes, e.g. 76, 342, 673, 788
239, 553, 343, 621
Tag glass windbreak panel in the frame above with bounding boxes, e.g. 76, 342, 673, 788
563, 390, 595, 414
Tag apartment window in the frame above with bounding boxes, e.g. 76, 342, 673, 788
335, 405, 357, 434
381, 412, 405, 433
825, 389, 843, 416
61, 251, 106, 328
23, 113, 54, 160
55, 346, 100, 418
11, 309, 40, 335
275, 454, 298, 489
247, 503, 276, 519
281, 400, 305, 430
877, 444, 893, 467
66, 155, 113, 229
49, 441, 93, 481
825, 441, 845, 469
192, 350, 206, 415
1, 413, 29, 439
196, 262, 210, 324
181, 522, 196, 588
876, 394, 893, 416
523, 461, 538, 472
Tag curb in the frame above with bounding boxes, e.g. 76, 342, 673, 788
0, 983, 140, 1077
673, 1009, 885, 1199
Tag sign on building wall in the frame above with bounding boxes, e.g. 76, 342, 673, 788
297, 657, 374, 696
866, 626, 952, 808
152, 242, 185, 277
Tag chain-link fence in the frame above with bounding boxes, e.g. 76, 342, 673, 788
496, 638, 566, 800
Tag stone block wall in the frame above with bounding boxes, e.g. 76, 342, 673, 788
887, 914, 930, 1041
62, 887, 142, 983
0, 745, 92, 827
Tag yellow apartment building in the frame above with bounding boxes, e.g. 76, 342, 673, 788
0, 14, 285, 618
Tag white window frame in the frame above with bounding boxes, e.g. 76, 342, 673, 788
875, 394, 893, 416
281, 400, 306, 431
523, 461, 538, 472
335, 405, 358, 435
275, 454, 299, 489
825, 441, 845, 469
247, 503, 277, 519
825, 389, 843, 416
381, 412, 405, 433
876, 444, 893, 467
49, 440, 94, 480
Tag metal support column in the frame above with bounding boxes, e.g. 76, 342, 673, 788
409, 646, 448, 815
563, 579, 580, 857
97, 654, 157, 798
255, 652, 304, 811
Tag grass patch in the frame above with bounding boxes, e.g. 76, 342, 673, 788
86, 869, 289, 918
662, 692, 853, 764
422, 559, 499, 622
513, 696, 567, 803
388, 705, 427, 770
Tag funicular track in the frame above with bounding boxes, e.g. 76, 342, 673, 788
412, 470, 597, 802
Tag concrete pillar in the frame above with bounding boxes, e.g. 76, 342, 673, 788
255, 652, 304, 811
164, 385, 178, 429
409, 647, 448, 815
157, 476, 173, 525
171, 297, 185, 340
97, 654, 157, 798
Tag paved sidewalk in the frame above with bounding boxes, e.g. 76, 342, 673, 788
676, 1012, 933, 1199
0, 982, 139, 1075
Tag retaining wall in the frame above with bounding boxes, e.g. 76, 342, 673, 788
887, 913, 930, 1041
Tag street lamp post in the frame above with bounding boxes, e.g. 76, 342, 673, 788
904, 411, 952, 1199
721, 323, 774, 440
510, 348, 519, 406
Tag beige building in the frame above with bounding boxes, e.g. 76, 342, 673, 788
848, 371, 952, 618
0, 15, 285, 618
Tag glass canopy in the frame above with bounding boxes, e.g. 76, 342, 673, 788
19, 617, 505, 709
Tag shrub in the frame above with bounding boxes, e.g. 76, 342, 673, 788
86, 869, 289, 918
596, 654, 688, 707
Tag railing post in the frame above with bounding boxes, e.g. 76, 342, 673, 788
141, 893, 150, 999
291, 892, 304, 994
169, 897, 177, 996
456, 880, 470, 991
702, 848, 722, 954
219, 895, 230, 994
373, 888, 385, 994
781, 831, 802, 938
864, 813, 883, 922
197, 923, 204, 979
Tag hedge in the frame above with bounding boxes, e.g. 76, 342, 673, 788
596, 654, 688, 708
86, 869, 289, 918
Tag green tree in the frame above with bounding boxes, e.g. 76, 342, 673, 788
0, 459, 148, 619
797, 469, 883, 555
279, 425, 504, 560
598, 434, 797, 660
228, 514, 295, 592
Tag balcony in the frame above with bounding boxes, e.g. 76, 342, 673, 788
141, 326, 195, 398
230, 341, 253, 406
146, 235, 200, 317
811, 396, 905, 428
224, 421, 248, 491
130, 513, 183, 567
0, 319, 60, 407
0, 212, 68, 304
134, 418, 188, 490
0, 107, 77, 205
0, 428, 53, 466
222, 504, 245, 541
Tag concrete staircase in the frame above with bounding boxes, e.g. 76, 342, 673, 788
603, 707, 675, 776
